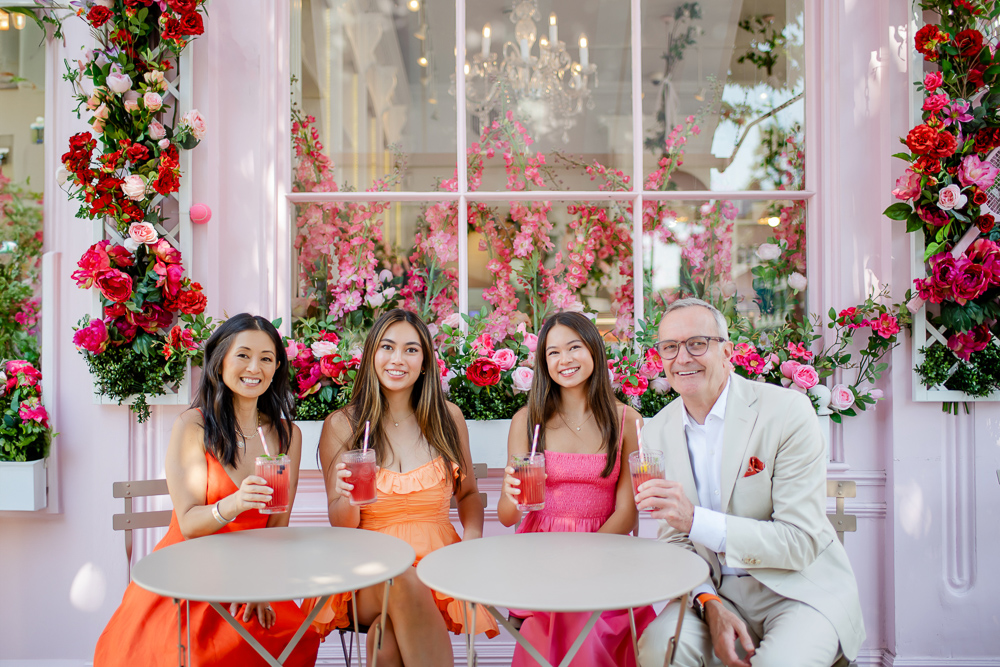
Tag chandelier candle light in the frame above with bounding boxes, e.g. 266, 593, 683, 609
463, 0, 597, 142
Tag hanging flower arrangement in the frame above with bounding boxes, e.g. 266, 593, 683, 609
59, 0, 214, 422
883, 0, 1000, 401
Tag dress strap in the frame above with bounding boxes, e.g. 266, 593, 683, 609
616, 406, 627, 460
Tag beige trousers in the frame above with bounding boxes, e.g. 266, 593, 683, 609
637, 576, 842, 667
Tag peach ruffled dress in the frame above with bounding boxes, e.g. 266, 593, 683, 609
301, 457, 499, 639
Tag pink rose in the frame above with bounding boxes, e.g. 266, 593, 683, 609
179, 109, 207, 140
792, 364, 819, 390
148, 120, 166, 140
924, 72, 943, 92
143, 70, 166, 90
127, 221, 157, 245
6, 360, 41, 389
18, 398, 49, 427
491, 348, 517, 371
511, 366, 534, 393
829, 384, 855, 411
640, 361, 661, 380
922, 93, 950, 112
892, 169, 922, 200
121, 175, 147, 201
788, 272, 808, 291
780, 360, 802, 379
937, 183, 967, 211
523, 332, 538, 354
93, 103, 109, 120
756, 243, 781, 261
621, 375, 649, 397
442, 313, 462, 329
73, 318, 110, 354
958, 154, 1000, 191
285, 339, 302, 360
106, 71, 132, 94
761, 353, 780, 373
143, 91, 163, 112
158, 138, 171, 150
310, 340, 337, 358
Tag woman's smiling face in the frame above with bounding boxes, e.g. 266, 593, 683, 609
544, 323, 595, 390
221, 330, 278, 399
374, 321, 424, 392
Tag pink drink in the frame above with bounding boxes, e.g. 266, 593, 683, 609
628, 450, 664, 510
342, 450, 378, 506
511, 453, 545, 511
255, 454, 291, 514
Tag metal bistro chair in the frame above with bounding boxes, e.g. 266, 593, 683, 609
112, 479, 173, 578
337, 463, 488, 666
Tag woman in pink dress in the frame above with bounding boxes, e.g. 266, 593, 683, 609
498, 311, 655, 667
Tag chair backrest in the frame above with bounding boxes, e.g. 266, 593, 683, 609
112, 479, 172, 567
826, 480, 857, 544
450, 462, 488, 509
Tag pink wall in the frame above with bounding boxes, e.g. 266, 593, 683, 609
2, 1, 999, 665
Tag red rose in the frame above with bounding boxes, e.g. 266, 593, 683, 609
71, 240, 112, 288
905, 124, 938, 155
161, 17, 183, 40
178, 11, 204, 36
954, 29, 984, 58
104, 302, 127, 319
319, 354, 347, 381
968, 65, 986, 90
95, 269, 133, 303
466, 358, 501, 387
973, 129, 997, 153
107, 243, 135, 268
930, 130, 958, 158
912, 155, 941, 174
977, 213, 995, 234
914, 24, 945, 59
152, 168, 181, 195
176, 288, 207, 315
114, 318, 138, 344
127, 143, 150, 163
167, 0, 198, 13
87, 5, 113, 28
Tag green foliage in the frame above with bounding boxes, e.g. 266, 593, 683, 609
80, 338, 188, 423
448, 382, 527, 421
0, 361, 53, 462
0, 176, 43, 363
916, 343, 1000, 398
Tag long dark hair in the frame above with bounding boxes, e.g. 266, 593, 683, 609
526, 311, 620, 477
343, 309, 464, 493
193, 314, 294, 468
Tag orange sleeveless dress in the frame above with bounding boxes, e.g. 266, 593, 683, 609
301, 457, 499, 639
93, 452, 320, 667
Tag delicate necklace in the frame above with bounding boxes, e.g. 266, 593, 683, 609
560, 410, 593, 432
388, 409, 414, 428
235, 409, 261, 448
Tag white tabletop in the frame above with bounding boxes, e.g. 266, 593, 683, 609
417, 532, 708, 613
132, 526, 415, 603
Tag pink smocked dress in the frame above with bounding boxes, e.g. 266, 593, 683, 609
512, 424, 656, 667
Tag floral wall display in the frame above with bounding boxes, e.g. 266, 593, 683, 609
0, 360, 53, 463
57, 0, 214, 422
884, 0, 1000, 403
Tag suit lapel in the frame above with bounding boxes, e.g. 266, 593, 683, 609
720, 375, 759, 512
652, 400, 699, 508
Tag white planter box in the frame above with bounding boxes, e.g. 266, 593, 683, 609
0, 459, 48, 511
296, 418, 513, 471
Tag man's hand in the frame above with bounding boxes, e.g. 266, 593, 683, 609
634, 478, 695, 533
705, 600, 755, 667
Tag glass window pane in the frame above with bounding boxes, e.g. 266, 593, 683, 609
293, 0, 457, 192
643, 198, 806, 329
465, 0, 632, 191
468, 198, 633, 336
641, 1, 805, 192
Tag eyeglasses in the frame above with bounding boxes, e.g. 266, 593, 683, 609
654, 336, 727, 360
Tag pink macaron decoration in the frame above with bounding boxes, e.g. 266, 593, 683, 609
189, 203, 212, 224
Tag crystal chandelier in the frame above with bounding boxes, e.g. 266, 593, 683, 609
457, 0, 597, 142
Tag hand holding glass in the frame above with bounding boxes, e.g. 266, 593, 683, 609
510, 452, 546, 511
629, 449, 665, 510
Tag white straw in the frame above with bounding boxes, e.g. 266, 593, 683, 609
257, 426, 271, 457
362, 420, 371, 452
636, 420, 645, 461
529, 424, 540, 458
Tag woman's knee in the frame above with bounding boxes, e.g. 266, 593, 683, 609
387, 567, 435, 611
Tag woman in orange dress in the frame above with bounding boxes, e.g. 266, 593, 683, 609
302, 308, 498, 666
94, 314, 320, 666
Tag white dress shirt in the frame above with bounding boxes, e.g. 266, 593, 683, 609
681, 376, 748, 598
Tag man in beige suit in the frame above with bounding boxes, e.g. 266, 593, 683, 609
635, 298, 864, 667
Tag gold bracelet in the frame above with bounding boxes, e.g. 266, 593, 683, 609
212, 500, 234, 524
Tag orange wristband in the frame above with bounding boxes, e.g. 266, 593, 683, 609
693, 593, 721, 619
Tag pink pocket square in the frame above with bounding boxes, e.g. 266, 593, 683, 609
743, 456, 765, 477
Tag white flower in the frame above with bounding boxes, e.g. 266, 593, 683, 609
0, 371, 6, 397
787, 272, 808, 291
756, 243, 782, 261
650, 377, 672, 394
311, 340, 337, 358
511, 367, 534, 393
381, 287, 396, 300
379, 269, 394, 283
365, 292, 385, 308
56, 167, 71, 186
123, 238, 140, 253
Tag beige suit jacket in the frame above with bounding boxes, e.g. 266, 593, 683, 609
645, 374, 865, 660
